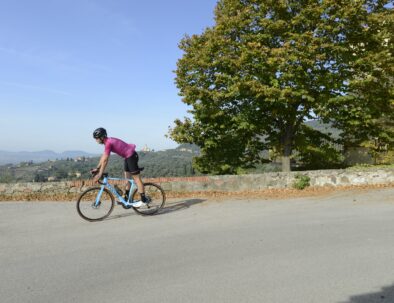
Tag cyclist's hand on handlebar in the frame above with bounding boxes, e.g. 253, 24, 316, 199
90, 168, 102, 183
93, 172, 101, 182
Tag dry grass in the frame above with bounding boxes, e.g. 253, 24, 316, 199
1, 183, 393, 202
164, 183, 394, 200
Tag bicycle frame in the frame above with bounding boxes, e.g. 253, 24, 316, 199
95, 175, 137, 207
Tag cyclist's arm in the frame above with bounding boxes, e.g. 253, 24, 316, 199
97, 154, 109, 174
93, 153, 109, 182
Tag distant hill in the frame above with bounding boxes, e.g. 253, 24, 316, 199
0, 144, 201, 183
305, 120, 341, 138
0, 150, 98, 165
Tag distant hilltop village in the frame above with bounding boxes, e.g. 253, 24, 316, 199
140, 145, 153, 152
139, 144, 198, 154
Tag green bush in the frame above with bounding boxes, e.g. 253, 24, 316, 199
292, 174, 311, 190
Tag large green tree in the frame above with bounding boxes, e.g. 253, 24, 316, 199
169, 0, 393, 173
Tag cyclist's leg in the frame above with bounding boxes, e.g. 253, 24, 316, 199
131, 173, 145, 195
124, 152, 145, 198
124, 172, 144, 193
124, 153, 138, 192
124, 171, 132, 191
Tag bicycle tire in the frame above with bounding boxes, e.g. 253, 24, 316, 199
132, 182, 166, 215
76, 187, 115, 222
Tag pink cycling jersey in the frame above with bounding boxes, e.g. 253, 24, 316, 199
103, 137, 136, 159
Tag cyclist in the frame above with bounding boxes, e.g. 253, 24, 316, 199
91, 127, 147, 207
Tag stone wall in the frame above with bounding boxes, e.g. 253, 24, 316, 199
0, 168, 393, 201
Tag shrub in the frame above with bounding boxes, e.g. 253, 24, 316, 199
292, 174, 311, 190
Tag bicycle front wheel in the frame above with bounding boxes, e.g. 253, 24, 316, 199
76, 187, 114, 222
132, 182, 166, 215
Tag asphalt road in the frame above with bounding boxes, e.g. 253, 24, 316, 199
1, 188, 394, 303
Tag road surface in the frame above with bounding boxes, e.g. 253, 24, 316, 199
1, 188, 394, 303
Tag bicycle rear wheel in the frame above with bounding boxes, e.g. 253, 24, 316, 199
132, 182, 166, 215
76, 187, 114, 222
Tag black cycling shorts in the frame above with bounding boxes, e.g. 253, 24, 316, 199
124, 152, 141, 175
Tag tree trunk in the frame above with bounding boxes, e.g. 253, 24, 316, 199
281, 125, 294, 172
281, 156, 291, 172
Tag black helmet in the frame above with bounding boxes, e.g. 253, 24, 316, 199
93, 127, 107, 139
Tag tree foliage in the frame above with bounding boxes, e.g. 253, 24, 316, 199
169, 0, 393, 173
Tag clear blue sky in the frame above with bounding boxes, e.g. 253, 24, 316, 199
0, 0, 217, 153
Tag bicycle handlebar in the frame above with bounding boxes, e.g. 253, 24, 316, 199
90, 169, 108, 185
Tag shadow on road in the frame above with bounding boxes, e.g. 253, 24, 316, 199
340, 283, 394, 303
105, 198, 206, 221
106, 211, 136, 221
158, 198, 206, 215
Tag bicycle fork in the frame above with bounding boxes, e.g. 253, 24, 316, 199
93, 186, 105, 208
